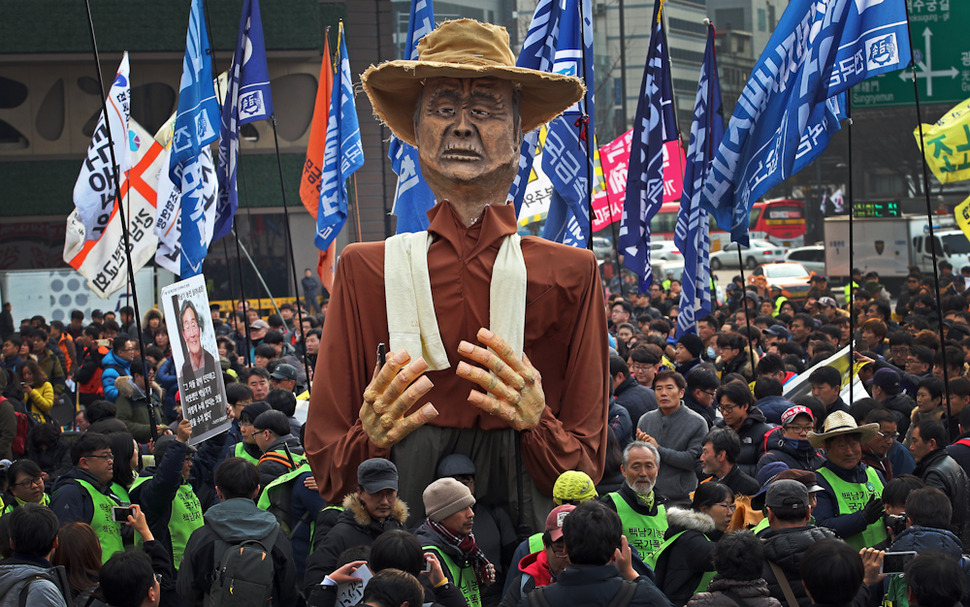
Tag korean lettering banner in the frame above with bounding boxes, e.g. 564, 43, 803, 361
161, 274, 230, 445
915, 96, 970, 184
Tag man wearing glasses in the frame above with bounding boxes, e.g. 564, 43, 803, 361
51, 432, 129, 562
862, 408, 899, 482
101, 335, 136, 403
758, 406, 825, 473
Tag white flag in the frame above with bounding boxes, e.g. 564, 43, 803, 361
73, 53, 131, 242
64, 119, 161, 298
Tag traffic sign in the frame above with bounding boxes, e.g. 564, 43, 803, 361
851, 0, 969, 108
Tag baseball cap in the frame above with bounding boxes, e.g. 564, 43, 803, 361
810, 274, 827, 282
250, 319, 270, 330
818, 296, 838, 308
358, 458, 399, 494
871, 367, 901, 395
765, 479, 809, 510
545, 504, 576, 542
436, 454, 476, 478
270, 363, 299, 381
763, 325, 791, 340
781, 405, 814, 426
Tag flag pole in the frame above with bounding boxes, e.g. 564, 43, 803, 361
904, 1, 952, 435
578, 0, 594, 248
846, 95, 856, 407
82, 0, 157, 441
269, 113, 314, 386
352, 174, 363, 242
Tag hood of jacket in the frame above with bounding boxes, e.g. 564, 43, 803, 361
761, 525, 836, 573
341, 492, 409, 529
889, 525, 963, 557
51, 465, 105, 493
741, 406, 768, 427
666, 507, 716, 534
882, 393, 914, 417
265, 434, 304, 456
519, 548, 554, 587
203, 497, 279, 543
0, 561, 55, 599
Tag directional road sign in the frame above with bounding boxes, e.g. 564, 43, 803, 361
851, 0, 969, 108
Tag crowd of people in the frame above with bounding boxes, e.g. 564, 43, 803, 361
0, 262, 968, 607
6, 13, 970, 607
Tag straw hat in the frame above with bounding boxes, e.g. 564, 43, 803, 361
361, 19, 585, 146
807, 410, 879, 448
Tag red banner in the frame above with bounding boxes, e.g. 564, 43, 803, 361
595, 130, 685, 231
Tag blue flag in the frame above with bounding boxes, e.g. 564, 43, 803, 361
171, 0, 221, 277
675, 25, 723, 339
389, 0, 436, 234
510, 0, 595, 248
701, 0, 910, 246
215, 0, 274, 243
618, 0, 678, 292
315, 23, 364, 251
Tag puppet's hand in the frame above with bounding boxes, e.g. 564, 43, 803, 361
456, 328, 545, 431
360, 350, 439, 449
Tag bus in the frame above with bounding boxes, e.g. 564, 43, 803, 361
650, 199, 805, 251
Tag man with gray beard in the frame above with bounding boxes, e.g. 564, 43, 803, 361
600, 441, 670, 556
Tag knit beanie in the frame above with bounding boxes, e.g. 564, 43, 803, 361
423, 478, 476, 522
678, 334, 704, 358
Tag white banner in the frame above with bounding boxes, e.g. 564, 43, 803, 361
63, 119, 161, 298
73, 53, 131, 242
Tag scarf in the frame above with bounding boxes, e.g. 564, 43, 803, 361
427, 518, 493, 586
384, 231, 526, 370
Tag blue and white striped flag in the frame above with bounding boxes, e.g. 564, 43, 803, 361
510, 0, 595, 248
675, 24, 723, 339
618, 0, 678, 292
171, 0, 221, 277
315, 23, 364, 251
701, 0, 910, 246
389, 0, 436, 234
215, 0, 274, 243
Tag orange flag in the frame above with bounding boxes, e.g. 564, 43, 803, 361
300, 31, 333, 218
300, 31, 335, 292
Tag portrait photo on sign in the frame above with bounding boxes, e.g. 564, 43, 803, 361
161, 274, 230, 444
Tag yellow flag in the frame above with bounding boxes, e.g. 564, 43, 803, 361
955, 194, 970, 246
915, 97, 970, 184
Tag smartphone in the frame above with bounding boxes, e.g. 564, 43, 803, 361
377, 342, 386, 367
881, 551, 916, 574
422, 557, 433, 573
112, 506, 134, 523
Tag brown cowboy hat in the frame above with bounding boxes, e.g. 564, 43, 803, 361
807, 411, 880, 449
360, 19, 585, 146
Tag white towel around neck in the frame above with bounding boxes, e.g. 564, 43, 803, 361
384, 231, 526, 370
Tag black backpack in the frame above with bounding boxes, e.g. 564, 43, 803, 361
207, 528, 280, 607
14, 565, 70, 607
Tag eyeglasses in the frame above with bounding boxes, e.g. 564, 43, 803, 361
13, 476, 43, 488
629, 364, 652, 373
85, 453, 114, 461
703, 390, 717, 398
550, 540, 567, 558
785, 424, 814, 433
717, 403, 738, 413
877, 430, 899, 441
715, 502, 736, 511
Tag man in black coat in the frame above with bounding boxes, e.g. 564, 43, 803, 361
518, 501, 672, 607
610, 354, 656, 426
760, 480, 836, 607
302, 458, 408, 595
910, 420, 970, 543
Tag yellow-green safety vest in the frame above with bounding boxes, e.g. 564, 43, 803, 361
751, 517, 770, 535
129, 475, 204, 569
257, 462, 313, 534
816, 466, 887, 550
527, 532, 543, 554
234, 441, 260, 465
607, 492, 668, 555
0, 492, 50, 515
74, 479, 125, 563
425, 545, 480, 607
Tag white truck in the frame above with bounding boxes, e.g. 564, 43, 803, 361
824, 214, 970, 291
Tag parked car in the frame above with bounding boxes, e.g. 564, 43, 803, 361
592, 236, 613, 259
748, 262, 812, 300
785, 245, 825, 275
650, 240, 683, 261
709, 239, 784, 270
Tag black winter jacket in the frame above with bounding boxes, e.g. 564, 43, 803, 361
717, 407, 773, 477
655, 507, 719, 607
912, 449, 970, 543
758, 428, 824, 473
760, 525, 837, 607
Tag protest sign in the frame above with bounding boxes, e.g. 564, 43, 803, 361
161, 274, 230, 444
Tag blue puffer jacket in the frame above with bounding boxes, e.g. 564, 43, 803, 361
99, 350, 130, 403
888, 524, 963, 557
